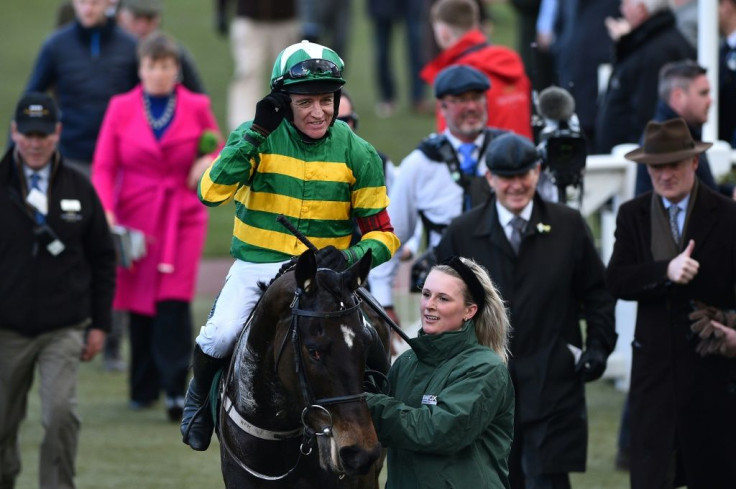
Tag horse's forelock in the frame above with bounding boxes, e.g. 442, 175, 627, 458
314, 270, 355, 304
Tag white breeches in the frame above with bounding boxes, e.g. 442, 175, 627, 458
195, 259, 289, 358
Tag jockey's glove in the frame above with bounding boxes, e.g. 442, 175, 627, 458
316, 246, 348, 272
252, 91, 292, 137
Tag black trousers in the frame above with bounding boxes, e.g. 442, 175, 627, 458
128, 300, 193, 403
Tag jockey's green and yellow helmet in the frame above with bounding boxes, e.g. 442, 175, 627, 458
270, 40, 346, 94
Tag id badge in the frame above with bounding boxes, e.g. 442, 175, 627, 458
26, 188, 48, 215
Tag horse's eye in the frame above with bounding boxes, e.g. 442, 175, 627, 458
307, 347, 322, 362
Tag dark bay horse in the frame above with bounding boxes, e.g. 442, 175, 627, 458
218, 249, 389, 489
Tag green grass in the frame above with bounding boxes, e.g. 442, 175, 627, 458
3, 2, 628, 488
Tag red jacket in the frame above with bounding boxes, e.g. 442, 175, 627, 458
421, 30, 533, 139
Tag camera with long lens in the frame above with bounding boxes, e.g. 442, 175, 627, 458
533, 86, 587, 205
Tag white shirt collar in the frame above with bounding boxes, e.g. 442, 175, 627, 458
496, 199, 534, 228
444, 130, 485, 150
661, 194, 689, 212
444, 130, 486, 174
444, 129, 486, 175
22, 164, 51, 185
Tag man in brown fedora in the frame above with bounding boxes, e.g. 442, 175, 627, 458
606, 117, 736, 488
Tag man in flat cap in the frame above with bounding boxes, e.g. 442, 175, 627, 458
0, 92, 116, 489
369, 64, 507, 326
606, 117, 736, 488
436, 133, 617, 489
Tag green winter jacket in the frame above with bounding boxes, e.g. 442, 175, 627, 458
366, 322, 514, 489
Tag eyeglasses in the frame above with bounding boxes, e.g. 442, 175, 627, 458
272, 59, 342, 88
443, 92, 485, 105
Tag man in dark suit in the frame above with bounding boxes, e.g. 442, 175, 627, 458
436, 133, 616, 489
606, 118, 736, 488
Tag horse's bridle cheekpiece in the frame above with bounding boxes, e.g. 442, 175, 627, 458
287, 286, 366, 408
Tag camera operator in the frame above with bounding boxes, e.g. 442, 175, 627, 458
0, 93, 116, 489
533, 85, 588, 205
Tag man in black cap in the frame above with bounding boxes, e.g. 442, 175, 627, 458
369, 64, 507, 321
0, 93, 116, 489
436, 133, 617, 489
606, 117, 736, 489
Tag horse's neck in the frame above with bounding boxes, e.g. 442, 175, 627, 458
231, 331, 301, 430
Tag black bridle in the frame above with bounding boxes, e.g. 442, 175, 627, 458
278, 286, 367, 409
220, 280, 368, 481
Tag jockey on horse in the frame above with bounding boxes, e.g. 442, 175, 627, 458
181, 40, 400, 451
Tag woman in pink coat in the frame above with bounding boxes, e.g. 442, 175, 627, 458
92, 32, 221, 421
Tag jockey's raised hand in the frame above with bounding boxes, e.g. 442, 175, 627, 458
251, 91, 292, 137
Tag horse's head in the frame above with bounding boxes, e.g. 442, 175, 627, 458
271, 248, 382, 477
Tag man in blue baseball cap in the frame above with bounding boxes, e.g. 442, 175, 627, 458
368, 64, 507, 327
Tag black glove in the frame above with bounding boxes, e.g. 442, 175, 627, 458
252, 92, 292, 137
315, 246, 348, 271
215, 11, 228, 36
575, 346, 607, 382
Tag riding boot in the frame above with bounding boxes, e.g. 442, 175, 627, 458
181, 345, 226, 451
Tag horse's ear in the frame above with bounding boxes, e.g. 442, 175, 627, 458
344, 249, 372, 290
295, 249, 317, 292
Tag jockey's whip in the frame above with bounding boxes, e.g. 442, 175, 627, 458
276, 214, 411, 343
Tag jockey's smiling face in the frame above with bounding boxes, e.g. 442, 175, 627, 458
290, 93, 334, 139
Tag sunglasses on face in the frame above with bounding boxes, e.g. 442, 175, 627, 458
337, 113, 359, 127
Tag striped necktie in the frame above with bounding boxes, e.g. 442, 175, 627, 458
509, 216, 526, 254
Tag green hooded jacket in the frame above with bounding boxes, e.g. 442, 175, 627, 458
366, 322, 514, 488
